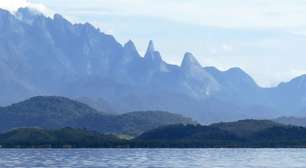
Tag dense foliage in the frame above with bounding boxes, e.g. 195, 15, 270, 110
133, 120, 306, 148
0, 128, 127, 148
2, 120, 306, 148
211, 119, 283, 137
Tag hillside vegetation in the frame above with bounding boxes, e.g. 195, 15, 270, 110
0, 96, 195, 135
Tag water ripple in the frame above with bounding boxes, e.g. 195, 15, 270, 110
0, 149, 305, 168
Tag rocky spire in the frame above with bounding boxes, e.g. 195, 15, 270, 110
144, 40, 162, 62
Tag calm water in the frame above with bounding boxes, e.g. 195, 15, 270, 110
0, 149, 305, 168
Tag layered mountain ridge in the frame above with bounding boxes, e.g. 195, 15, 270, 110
0, 96, 195, 135
0, 7, 305, 123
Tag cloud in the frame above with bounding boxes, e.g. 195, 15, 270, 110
42, 0, 306, 30
0, 0, 51, 15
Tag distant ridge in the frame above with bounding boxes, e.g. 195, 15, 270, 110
0, 96, 195, 135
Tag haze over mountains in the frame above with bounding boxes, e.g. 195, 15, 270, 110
1, 7, 306, 123
0, 96, 194, 135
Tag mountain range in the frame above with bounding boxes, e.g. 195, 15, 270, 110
0, 7, 305, 123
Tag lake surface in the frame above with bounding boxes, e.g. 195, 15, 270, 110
0, 148, 305, 167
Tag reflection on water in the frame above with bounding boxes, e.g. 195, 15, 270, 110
0, 149, 305, 168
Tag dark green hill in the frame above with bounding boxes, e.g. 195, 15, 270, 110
134, 120, 306, 148
0, 128, 124, 148
0, 96, 195, 135
0, 96, 101, 131
2, 120, 306, 148
252, 126, 306, 141
134, 124, 241, 148
211, 119, 283, 137
137, 124, 239, 141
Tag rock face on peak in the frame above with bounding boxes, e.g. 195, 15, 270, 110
121, 40, 140, 63
124, 40, 137, 51
181, 52, 202, 69
0, 8, 306, 123
146, 40, 155, 54
179, 52, 220, 98
142, 40, 169, 74
144, 41, 164, 64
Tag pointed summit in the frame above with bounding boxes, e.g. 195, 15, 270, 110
144, 40, 162, 62
53, 13, 66, 22
146, 40, 155, 53
124, 40, 137, 51
142, 40, 169, 72
181, 52, 202, 69
52, 13, 72, 27
122, 40, 141, 63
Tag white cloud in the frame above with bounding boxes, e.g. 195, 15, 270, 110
0, 0, 51, 15
42, 0, 306, 30
222, 44, 234, 52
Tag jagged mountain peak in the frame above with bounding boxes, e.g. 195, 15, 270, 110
2, 7, 305, 123
144, 40, 156, 57
15, 7, 44, 24
53, 13, 71, 25
124, 40, 140, 56
144, 40, 163, 63
147, 40, 155, 52
121, 40, 141, 63
124, 40, 137, 50
181, 52, 202, 69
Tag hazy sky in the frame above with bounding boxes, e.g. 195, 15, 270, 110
2, 0, 306, 87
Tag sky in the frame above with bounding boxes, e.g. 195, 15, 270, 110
1, 0, 306, 87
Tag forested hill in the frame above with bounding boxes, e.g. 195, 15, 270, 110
0, 96, 195, 135
134, 120, 306, 148
2, 120, 306, 148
